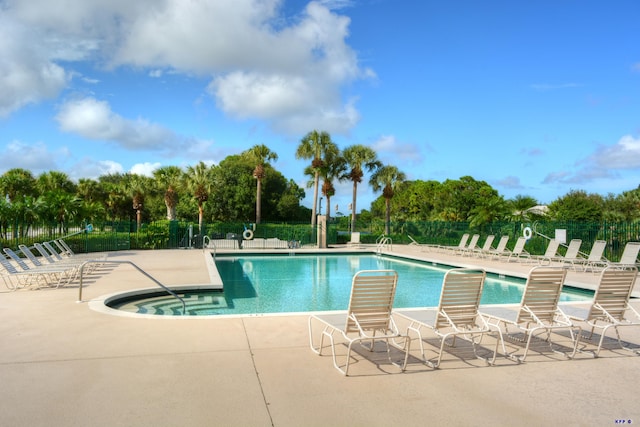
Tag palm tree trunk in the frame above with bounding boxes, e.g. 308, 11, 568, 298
311, 171, 320, 227
256, 178, 262, 224
326, 195, 331, 224
351, 181, 358, 233
385, 198, 391, 235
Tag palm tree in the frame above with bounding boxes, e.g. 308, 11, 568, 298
244, 144, 278, 224
295, 130, 337, 227
153, 166, 184, 221
36, 171, 76, 194
370, 165, 406, 235
319, 150, 346, 224
0, 168, 37, 202
185, 161, 213, 233
341, 144, 382, 233
510, 195, 539, 222
128, 174, 149, 231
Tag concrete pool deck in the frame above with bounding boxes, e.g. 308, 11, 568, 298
2, 245, 640, 426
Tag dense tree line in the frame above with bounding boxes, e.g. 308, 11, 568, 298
2, 129, 640, 240
370, 178, 640, 225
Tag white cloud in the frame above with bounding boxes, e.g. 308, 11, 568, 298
592, 135, 640, 170
130, 162, 162, 177
371, 135, 423, 164
543, 134, 640, 185
68, 159, 124, 180
0, 140, 69, 172
495, 176, 524, 189
56, 97, 177, 150
0, 17, 70, 117
2, 0, 370, 134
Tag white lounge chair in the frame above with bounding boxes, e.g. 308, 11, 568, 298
561, 266, 639, 357
346, 232, 363, 248
0, 252, 72, 289
396, 268, 498, 368
556, 239, 583, 270
532, 239, 561, 265
458, 234, 480, 256
581, 240, 608, 272
480, 267, 580, 362
487, 235, 510, 259
408, 235, 421, 246
611, 242, 640, 268
308, 270, 410, 375
471, 235, 495, 258
407, 235, 444, 253
503, 237, 531, 263
437, 233, 470, 253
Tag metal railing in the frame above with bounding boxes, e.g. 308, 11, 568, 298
376, 235, 393, 253
76, 260, 186, 315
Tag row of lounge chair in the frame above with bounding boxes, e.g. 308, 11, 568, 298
409, 234, 640, 271
0, 239, 105, 291
309, 266, 640, 375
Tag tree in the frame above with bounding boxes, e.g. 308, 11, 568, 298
370, 165, 406, 235
547, 190, 604, 222
185, 162, 214, 233
295, 130, 337, 227
153, 166, 184, 221
36, 171, 76, 194
468, 192, 510, 227
341, 144, 381, 232
434, 176, 498, 221
129, 174, 150, 231
319, 149, 346, 223
244, 144, 278, 224
509, 195, 540, 222
99, 174, 132, 220
0, 168, 37, 202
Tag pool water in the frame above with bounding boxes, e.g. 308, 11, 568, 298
109, 253, 592, 316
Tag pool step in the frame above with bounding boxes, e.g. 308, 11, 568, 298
114, 292, 228, 315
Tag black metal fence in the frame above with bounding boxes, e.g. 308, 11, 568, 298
2, 219, 639, 262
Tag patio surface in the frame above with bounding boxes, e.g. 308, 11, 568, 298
1, 245, 640, 426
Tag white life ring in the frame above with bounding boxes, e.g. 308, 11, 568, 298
523, 227, 533, 239
243, 229, 254, 240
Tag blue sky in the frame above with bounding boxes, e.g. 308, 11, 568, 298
1, 0, 639, 214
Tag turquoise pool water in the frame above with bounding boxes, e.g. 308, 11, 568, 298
108, 253, 593, 316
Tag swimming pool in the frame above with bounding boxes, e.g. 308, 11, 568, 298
107, 253, 592, 316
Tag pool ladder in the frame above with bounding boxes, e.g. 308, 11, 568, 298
76, 260, 186, 315
376, 235, 393, 253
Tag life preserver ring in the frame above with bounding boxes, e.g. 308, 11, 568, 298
243, 229, 254, 240
523, 227, 532, 239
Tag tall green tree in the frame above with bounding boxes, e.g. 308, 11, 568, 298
129, 174, 151, 231
0, 168, 37, 202
509, 195, 540, 222
153, 166, 184, 221
36, 171, 76, 194
99, 173, 132, 220
468, 192, 509, 227
244, 144, 278, 224
370, 165, 406, 235
342, 144, 381, 232
434, 176, 498, 221
295, 130, 337, 227
185, 162, 214, 233
547, 190, 604, 222
319, 149, 346, 223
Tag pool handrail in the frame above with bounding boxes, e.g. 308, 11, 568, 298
76, 260, 186, 315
